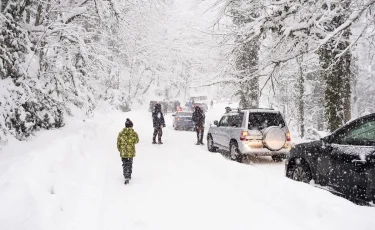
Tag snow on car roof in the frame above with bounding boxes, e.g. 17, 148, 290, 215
247, 109, 280, 113
226, 108, 280, 114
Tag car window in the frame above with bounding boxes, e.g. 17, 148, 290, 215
335, 120, 375, 146
248, 112, 285, 130
228, 113, 244, 127
219, 116, 229, 127
177, 112, 192, 116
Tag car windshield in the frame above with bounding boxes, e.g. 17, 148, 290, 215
248, 112, 285, 130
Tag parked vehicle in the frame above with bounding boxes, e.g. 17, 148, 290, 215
189, 95, 208, 103
149, 101, 157, 112
149, 101, 168, 113
285, 113, 375, 204
167, 101, 181, 112
207, 108, 291, 163
172, 111, 195, 131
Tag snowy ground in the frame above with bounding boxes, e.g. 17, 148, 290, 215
1, 105, 375, 230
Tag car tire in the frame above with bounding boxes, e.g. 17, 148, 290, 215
229, 141, 243, 163
271, 155, 283, 162
207, 135, 216, 152
286, 159, 312, 183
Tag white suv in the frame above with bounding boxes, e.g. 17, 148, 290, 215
207, 108, 291, 162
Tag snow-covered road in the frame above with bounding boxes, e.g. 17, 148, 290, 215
1, 107, 375, 230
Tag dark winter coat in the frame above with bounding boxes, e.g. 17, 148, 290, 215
152, 109, 166, 128
192, 109, 205, 127
117, 128, 139, 158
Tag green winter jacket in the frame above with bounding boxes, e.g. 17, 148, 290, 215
117, 128, 139, 158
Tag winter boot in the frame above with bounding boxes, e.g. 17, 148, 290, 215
199, 133, 204, 145
200, 138, 204, 145
124, 179, 130, 185
158, 141, 163, 145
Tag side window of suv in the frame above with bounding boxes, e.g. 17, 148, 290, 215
228, 113, 244, 127
335, 119, 375, 146
219, 116, 229, 127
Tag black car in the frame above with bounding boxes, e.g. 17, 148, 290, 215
286, 113, 375, 204
172, 111, 194, 131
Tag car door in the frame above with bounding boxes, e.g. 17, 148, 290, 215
327, 118, 375, 199
227, 113, 244, 144
215, 115, 229, 148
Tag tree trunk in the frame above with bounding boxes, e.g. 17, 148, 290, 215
237, 39, 260, 108
296, 57, 305, 138
320, 31, 352, 131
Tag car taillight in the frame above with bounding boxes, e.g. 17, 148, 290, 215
177, 118, 180, 121
286, 132, 291, 142
240, 131, 248, 141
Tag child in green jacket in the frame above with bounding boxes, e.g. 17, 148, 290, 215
117, 118, 139, 184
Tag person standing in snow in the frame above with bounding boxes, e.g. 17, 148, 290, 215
152, 103, 166, 144
192, 106, 205, 145
117, 118, 139, 185
187, 100, 193, 110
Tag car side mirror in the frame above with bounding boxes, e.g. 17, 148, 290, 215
172, 114, 176, 117
214, 120, 219, 126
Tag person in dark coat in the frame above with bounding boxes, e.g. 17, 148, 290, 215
152, 103, 166, 144
192, 106, 205, 145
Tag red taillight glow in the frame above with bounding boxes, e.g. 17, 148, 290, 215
286, 132, 291, 142
240, 131, 248, 141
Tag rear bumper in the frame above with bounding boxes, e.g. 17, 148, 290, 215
238, 142, 290, 156
175, 122, 195, 129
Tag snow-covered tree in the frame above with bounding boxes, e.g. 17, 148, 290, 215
214, 0, 375, 133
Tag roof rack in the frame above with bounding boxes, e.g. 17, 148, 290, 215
239, 107, 274, 110
225, 107, 234, 113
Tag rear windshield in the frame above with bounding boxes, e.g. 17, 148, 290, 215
248, 112, 285, 130
177, 112, 192, 116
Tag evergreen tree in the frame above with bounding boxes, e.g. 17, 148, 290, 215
235, 39, 260, 108
319, 2, 352, 131
230, 0, 260, 108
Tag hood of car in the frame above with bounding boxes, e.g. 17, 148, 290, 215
293, 140, 322, 151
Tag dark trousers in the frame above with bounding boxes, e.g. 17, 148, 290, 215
196, 126, 204, 143
122, 158, 133, 180
153, 127, 163, 142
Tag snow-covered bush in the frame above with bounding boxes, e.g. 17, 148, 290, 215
0, 2, 64, 143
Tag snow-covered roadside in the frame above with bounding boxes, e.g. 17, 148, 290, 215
0, 108, 375, 230
0, 109, 120, 230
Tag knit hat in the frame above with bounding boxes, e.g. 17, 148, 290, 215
125, 118, 133, 128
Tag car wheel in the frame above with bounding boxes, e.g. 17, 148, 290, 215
287, 159, 312, 183
271, 155, 283, 162
229, 141, 243, 163
207, 135, 216, 152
